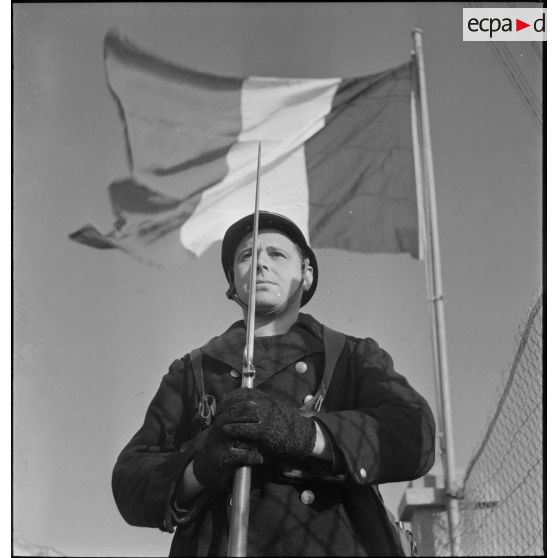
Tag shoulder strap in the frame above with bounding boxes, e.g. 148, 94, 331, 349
189, 348, 204, 396
189, 348, 215, 429
300, 325, 346, 414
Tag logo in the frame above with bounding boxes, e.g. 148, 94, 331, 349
463, 8, 546, 41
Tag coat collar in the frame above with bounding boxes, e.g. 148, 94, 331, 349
200, 313, 324, 385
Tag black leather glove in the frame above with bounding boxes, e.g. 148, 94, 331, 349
192, 423, 264, 489
217, 388, 317, 460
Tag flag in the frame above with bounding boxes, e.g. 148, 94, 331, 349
70, 30, 420, 266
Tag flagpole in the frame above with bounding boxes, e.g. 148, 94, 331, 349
412, 29, 461, 556
410, 52, 447, 493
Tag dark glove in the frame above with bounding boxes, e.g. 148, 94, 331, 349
217, 388, 317, 460
192, 424, 264, 489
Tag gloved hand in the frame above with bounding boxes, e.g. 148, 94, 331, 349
192, 422, 264, 489
217, 388, 317, 460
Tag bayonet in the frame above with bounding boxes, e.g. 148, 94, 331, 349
227, 143, 262, 557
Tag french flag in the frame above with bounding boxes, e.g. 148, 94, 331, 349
70, 31, 420, 266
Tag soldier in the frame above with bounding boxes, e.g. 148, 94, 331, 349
112, 211, 435, 556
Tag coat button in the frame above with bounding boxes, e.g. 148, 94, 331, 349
300, 490, 315, 505
359, 467, 367, 479
229, 369, 240, 379
303, 394, 314, 405
294, 361, 308, 374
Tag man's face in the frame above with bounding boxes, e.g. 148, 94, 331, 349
233, 229, 312, 314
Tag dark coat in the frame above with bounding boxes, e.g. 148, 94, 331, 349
112, 313, 435, 556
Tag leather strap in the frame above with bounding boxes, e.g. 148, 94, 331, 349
300, 325, 345, 413
189, 348, 215, 428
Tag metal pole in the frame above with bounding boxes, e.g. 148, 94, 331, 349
227, 143, 262, 557
410, 57, 448, 482
412, 29, 461, 556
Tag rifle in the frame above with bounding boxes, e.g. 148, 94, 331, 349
227, 143, 262, 557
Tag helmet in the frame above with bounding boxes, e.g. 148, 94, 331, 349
221, 211, 318, 307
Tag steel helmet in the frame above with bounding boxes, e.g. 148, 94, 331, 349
221, 211, 318, 307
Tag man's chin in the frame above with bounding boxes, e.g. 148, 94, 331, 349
254, 296, 288, 314
254, 301, 282, 314
237, 292, 301, 315
254, 297, 303, 317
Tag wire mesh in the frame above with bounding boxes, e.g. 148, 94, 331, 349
433, 292, 543, 556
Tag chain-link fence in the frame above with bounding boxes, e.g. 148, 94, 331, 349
434, 291, 543, 556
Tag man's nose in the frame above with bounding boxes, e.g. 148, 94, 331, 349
256, 249, 269, 270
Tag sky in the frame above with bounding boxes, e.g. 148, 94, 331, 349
12, 3, 544, 556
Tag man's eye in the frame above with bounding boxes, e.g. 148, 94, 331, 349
271, 251, 286, 259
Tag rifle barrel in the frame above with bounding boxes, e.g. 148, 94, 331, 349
228, 466, 252, 556
227, 143, 261, 557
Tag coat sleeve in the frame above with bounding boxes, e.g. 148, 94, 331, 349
112, 357, 204, 533
313, 337, 436, 485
